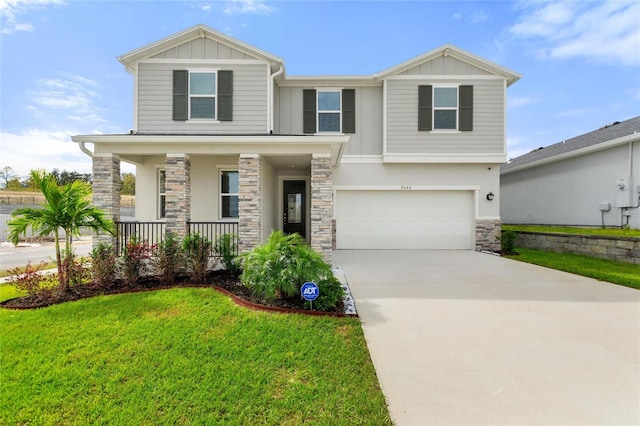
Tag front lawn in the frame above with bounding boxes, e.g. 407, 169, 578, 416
502, 224, 640, 238
506, 248, 640, 290
1, 288, 392, 425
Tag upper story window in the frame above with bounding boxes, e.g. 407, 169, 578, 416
303, 89, 355, 134
220, 170, 239, 219
317, 90, 341, 132
433, 87, 458, 130
418, 84, 473, 132
190, 72, 216, 119
173, 70, 233, 122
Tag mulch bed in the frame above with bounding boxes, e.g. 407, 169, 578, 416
1, 271, 345, 316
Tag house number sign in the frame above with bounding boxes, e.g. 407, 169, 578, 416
400, 185, 412, 190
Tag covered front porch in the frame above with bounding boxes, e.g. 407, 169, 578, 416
72, 134, 348, 263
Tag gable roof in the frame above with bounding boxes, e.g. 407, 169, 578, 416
373, 44, 522, 86
502, 116, 640, 174
118, 24, 284, 73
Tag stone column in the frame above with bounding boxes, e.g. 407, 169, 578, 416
92, 154, 121, 248
311, 153, 333, 264
238, 154, 262, 253
475, 219, 501, 252
165, 154, 191, 238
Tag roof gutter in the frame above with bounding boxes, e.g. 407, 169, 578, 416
76, 140, 94, 159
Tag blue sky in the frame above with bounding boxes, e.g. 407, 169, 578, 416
1, 0, 639, 178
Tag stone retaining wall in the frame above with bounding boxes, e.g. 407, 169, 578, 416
514, 231, 640, 264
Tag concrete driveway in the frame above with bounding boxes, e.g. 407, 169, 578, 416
333, 250, 640, 426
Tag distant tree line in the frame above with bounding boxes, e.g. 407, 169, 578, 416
1, 166, 135, 195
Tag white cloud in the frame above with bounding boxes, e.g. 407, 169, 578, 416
510, 1, 640, 66
0, 0, 64, 34
452, 9, 488, 23
27, 75, 105, 123
224, 0, 273, 15
0, 128, 135, 177
0, 128, 91, 176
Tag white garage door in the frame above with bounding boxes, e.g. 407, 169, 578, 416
335, 190, 474, 249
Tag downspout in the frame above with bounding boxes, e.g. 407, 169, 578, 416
77, 141, 94, 159
270, 64, 284, 134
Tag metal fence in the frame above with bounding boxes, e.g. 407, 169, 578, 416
114, 221, 238, 255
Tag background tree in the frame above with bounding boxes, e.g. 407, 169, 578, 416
121, 172, 135, 195
0, 166, 16, 189
6, 177, 24, 191
7, 170, 114, 293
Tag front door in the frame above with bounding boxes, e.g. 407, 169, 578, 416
283, 180, 306, 238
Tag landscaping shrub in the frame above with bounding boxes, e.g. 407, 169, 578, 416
153, 233, 184, 285
501, 230, 517, 255
183, 233, 213, 283
119, 238, 153, 286
215, 233, 241, 276
66, 255, 91, 287
241, 231, 344, 311
7, 261, 56, 299
90, 243, 117, 289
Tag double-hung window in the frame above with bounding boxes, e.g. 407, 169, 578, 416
317, 90, 342, 132
190, 72, 217, 120
302, 88, 355, 134
173, 70, 233, 121
220, 170, 239, 219
433, 87, 458, 130
158, 169, 166, 219
418, 84, 473, 132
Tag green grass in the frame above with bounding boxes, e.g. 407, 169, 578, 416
0, 283, 25, 302
507, 248, 640, 290
0, 288, 392, 425
503, 224, 640, 238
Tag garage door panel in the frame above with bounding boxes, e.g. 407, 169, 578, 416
336, 190, 473, 250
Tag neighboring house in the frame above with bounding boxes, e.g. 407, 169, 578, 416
501, 116, 640, 229
72, 24, 521, 262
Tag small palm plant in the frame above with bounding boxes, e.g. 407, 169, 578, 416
7, 170, 114, 293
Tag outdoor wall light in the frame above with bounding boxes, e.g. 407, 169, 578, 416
486, 192, 495, 201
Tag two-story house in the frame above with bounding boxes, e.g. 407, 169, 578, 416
72, 24, 521, 262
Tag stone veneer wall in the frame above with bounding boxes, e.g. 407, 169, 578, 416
515, 231, 640, 264
238, 154, 262, 253
311, 154, 333, 264
165, 154, 191, 238
475, 219, 501, 252
92, 154, 120, 248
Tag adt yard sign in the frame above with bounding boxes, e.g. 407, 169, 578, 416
301, 282, 319, 301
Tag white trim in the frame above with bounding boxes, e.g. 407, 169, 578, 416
383, 153, 507, 163
502, 134, 640, 175
316, 88, 343, 133
187, 68, 218, 121
382, 79, 388, 155
138, 58, 268, 66
333, 185, 480, 191
340, 155, 383, 164
157, 166, 166, 220
280, 76, 379, 87
385, 74, 505, 81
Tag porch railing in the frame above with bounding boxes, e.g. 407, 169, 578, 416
114, 221, 238, 256
188, 221, 239, 256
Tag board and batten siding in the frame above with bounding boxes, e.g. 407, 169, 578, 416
150, 38, 255, 61
137, 62, 269, 134
276, 85, 383, 155
386, 78, 504, 154
399, 56, 493, 76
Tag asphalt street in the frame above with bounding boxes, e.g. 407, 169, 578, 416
0, 238, 93, 271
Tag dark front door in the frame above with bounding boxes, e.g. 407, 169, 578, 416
283, 180, 306, 238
